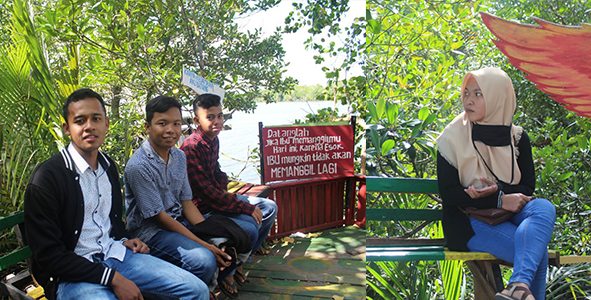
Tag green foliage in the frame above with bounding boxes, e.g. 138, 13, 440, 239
280, 84, 326, 102
0, 0, 300, 224
546, 264, 591, 299
366, 0, 499, 178
294, 107, 342, 124
0, 129, 38, 213
0, 0, 74, 257
32, 0, 297, 115
0, 0, 11, 46
367, 261, 434, 299
285, 1, 366, 115
100, 98, 146, 170
366, 0, 591, 298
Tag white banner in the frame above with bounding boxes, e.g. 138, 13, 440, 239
181, 68, 225, 100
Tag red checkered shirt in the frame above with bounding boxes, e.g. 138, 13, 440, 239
180, 127, 256, 215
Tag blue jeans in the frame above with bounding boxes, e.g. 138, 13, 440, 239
467, 198, 556, 300
57, 249, 208, 299
147, 230, 217, 286
222, 195, 277, 252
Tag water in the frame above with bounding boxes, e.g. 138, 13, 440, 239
218, 101, 348, 184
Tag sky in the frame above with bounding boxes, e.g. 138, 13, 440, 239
235, 0, 365, 86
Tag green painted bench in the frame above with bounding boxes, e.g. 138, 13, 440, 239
366, 176, 561, 299
0, 211, 41, 299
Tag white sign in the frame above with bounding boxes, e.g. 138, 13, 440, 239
181, 68, 225, 100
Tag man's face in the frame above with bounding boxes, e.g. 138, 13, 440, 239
146, 107, 182, 152
63, 98, 109, 159
194, 105, 224, 139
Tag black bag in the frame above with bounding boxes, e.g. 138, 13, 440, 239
464, 207, 514, 225
187, 215, 251, 253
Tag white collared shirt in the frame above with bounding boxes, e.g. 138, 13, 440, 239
68, 144, 126, 262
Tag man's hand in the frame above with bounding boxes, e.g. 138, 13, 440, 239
123, 238, 150, 254
111, 272, 143, 300
501, 193, 533, 212
205, 244, 232, 269
251, 207, 263, 225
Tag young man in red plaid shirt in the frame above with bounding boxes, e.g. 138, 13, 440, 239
180, 93, 278, 283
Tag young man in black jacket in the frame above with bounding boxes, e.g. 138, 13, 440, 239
24, 88, 209, 300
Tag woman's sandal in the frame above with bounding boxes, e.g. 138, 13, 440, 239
495, 284, 535, 300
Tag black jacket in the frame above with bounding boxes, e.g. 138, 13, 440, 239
24, 149, 128, 299
437, 131, 535, 251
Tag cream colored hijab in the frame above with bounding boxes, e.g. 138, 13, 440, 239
437, 67, 523, 187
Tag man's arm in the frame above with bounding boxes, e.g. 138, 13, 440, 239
182, 200, 205, 225
183, 143, 255, 215
214, 161, 229, 191
153, 210, 230, 267
125, 160, 230, 267
24, 177, 117, 286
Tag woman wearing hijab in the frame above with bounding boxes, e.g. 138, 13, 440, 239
437, 67, 556, 300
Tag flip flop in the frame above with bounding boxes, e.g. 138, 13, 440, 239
234, 268, 249, 286
255, 246, 271, 255
495, 284, 534, 300
218, 278, 239, 299
209, 291, 218, 300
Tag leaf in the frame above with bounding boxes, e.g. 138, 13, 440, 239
368, 101, 378, 122
376, 98, 386, 119
369, 127, 381, 153
386, 103, 399, 125
367, 19, 381, 34
558, 171, 573, 181
418, 107, 430, 121
381, 139, 395, 156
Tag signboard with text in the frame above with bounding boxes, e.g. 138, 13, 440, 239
181, 67, 225, 100
261, 123, 354, 183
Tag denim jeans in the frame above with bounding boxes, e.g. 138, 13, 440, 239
57, 249, 209, 300
467, 198, 556, 300
226, 195, 277, 251
147, 230, 217, 286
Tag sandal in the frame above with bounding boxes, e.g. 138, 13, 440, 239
255, 246, 271, 255
495, 284, 535, 300
234, 268, 249, 286
209, 291, 218, 300
218, 277, 239, 299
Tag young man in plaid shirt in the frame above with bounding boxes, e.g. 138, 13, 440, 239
180, 94, 277, 269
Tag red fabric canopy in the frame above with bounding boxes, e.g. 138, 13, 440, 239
481, 12, 591, 118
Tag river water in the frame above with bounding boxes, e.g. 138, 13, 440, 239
218, 101, 348, 184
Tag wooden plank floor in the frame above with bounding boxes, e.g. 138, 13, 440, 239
234, 226, 366, 299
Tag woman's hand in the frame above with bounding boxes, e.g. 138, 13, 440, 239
464, 178, 498, 199
501, 193, 533, 212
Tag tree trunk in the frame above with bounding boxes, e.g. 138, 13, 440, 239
111, 85, 122, 121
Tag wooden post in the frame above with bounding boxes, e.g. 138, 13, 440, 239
258, 121, 265, 184
466, 261, 502, 300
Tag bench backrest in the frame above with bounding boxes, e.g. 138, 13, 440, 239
0, 211, 31, 272
366, 177, 441, 222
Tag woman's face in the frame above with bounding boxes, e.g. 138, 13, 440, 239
462, 76, 486, 123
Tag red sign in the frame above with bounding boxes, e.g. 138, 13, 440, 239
261, 124, 354, 183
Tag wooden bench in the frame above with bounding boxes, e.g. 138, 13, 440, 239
227, 181, 271, 198
366, 177, 562, 299
0, 181, 269, 299
0, 211, 43, 300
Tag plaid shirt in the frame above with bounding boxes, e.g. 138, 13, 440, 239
180, 127, 256, 215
